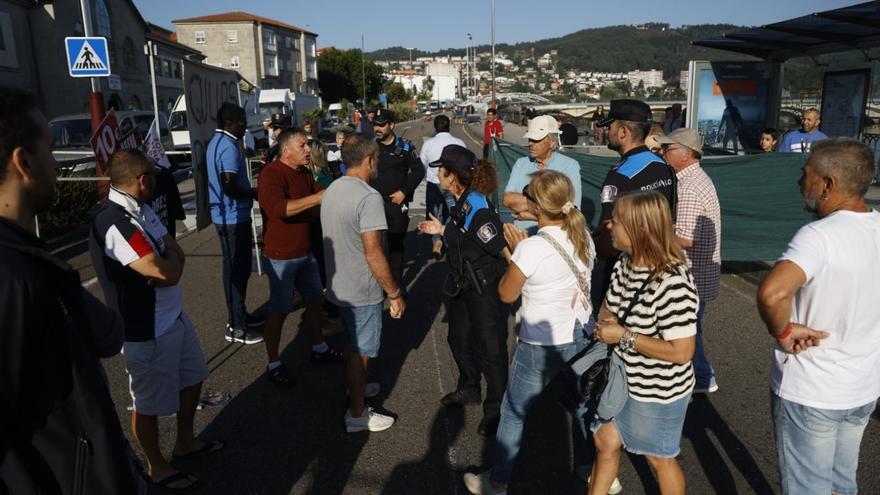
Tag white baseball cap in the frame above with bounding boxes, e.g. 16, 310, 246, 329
523, 115, 560, 141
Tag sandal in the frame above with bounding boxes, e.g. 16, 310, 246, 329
199, 390, 231, 408
172, 439, 225, 460
267, 364, 296, 388
152, 472, 199, 493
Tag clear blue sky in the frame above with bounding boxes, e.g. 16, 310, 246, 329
133, 0, 858, 52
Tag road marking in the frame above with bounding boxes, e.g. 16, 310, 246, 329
460, 123, 484, 147
720, 277, 756, 303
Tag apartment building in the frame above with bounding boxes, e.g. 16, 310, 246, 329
173, 11, 318, 94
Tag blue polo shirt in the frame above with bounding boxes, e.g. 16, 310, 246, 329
504, 151, 582, 233
207, 130, 253, 225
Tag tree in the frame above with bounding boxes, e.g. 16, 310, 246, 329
417, 76, 435, 101
317, 49, 385, 104
383, 81, 408, 104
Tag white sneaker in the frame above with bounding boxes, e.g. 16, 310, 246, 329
462, 472, 507, 495
582, 472, 623, 495
344, 406, 394, 432
346, 382, 380, 398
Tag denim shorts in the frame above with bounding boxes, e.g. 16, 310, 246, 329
593, 391, 691, 458
264, 254, 324, 314
339, 303, 383, 358
123, 313, 209, 417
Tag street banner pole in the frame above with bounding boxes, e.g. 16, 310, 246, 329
79, 0, 105, 133
145, 40, 161, 130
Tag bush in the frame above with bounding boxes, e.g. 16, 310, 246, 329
38, 168, 98, 234
390, 102, 415, 122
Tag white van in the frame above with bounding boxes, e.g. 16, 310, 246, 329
168, 91, 266, 151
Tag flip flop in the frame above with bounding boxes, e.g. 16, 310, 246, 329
199, 390, 232, 407
172, 439, 225, 460
152, 472, 199, 493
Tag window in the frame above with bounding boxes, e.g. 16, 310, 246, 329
93, 0, 111, 38
309, 61, 317, 78
295, 61, 301, 72
0, 12, 18, 69
227, 30, 238, 43
162, 59, 172, 79
172, 61, 181, 79
195, 31, 206, 43
265, 55, 278, 76
122, 37, 136, 69
230, 56, 240, 69
294, 38, 300, 50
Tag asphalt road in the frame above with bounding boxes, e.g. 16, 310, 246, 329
71, 118, 880, 494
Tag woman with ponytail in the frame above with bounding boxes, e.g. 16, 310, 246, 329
464, 169, 619, 495
418, 144, 509, 437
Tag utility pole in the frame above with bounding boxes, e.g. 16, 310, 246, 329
361, 35, 366, 106
79, 0, 105, 133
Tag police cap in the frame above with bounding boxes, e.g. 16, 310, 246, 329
597, 99, 653, 127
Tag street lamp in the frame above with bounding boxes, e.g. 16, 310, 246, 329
491, 0, 496, 107
467, 33, 473, 99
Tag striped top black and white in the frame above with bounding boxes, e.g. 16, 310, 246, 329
605, 255, 698, 404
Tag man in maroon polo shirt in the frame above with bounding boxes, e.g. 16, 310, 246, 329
257, 130, 342, 388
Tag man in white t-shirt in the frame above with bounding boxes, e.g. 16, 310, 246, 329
420, 115, 465, 258
757, 138, 880, 495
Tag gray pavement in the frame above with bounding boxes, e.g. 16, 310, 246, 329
70, 119, 880, 494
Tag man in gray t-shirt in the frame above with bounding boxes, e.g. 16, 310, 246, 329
321, 134, 405, 433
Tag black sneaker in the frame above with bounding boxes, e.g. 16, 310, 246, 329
225, 325, 264, 345
440, 389, 481, 408
310, 346, 344, 364
245, 312, 266, 328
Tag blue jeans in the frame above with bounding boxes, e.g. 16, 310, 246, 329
491, 323, 601, 484
264, 254, 324, 314
425, 182, 455, 242
772, 394, 876, 495
215, 221, 253, 329
693, 302, 716, 387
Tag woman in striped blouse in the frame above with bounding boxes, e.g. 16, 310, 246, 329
588, 190, 698, 495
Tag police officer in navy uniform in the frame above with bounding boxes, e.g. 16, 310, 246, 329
370, 108, 426, 284
592, 99, 677, 306
418, 144, 509, 436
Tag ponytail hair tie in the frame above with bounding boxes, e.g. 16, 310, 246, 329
561, 201, 575, 215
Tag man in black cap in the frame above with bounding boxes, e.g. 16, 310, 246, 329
357, 107, 376, 137
370, 108, 426, 284
593, 99, 677, 304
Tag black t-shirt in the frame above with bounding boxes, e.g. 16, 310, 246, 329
444, 192, 506, 273
560, 122, 578, 146
599, 146, 677, 223
150, 166, 185, 238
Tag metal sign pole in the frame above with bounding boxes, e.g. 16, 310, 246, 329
79, 0, 105, 132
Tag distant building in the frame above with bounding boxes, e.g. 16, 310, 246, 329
627, 69, 664, 89
145, 23, 204, 115
0, 0, 173, 119
680, 69, 689, 90
173, 11, 319, 95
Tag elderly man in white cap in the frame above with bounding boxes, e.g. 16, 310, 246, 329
657, 127, 721, 394
502, 114, 582, 234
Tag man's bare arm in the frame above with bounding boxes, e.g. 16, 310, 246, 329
362, 230, 399, 295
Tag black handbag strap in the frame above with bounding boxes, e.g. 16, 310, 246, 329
606, 272, 653, 357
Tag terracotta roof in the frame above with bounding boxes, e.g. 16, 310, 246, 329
172, 11, 317, 36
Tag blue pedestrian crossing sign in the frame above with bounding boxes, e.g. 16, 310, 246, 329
65, 37, 111, 77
